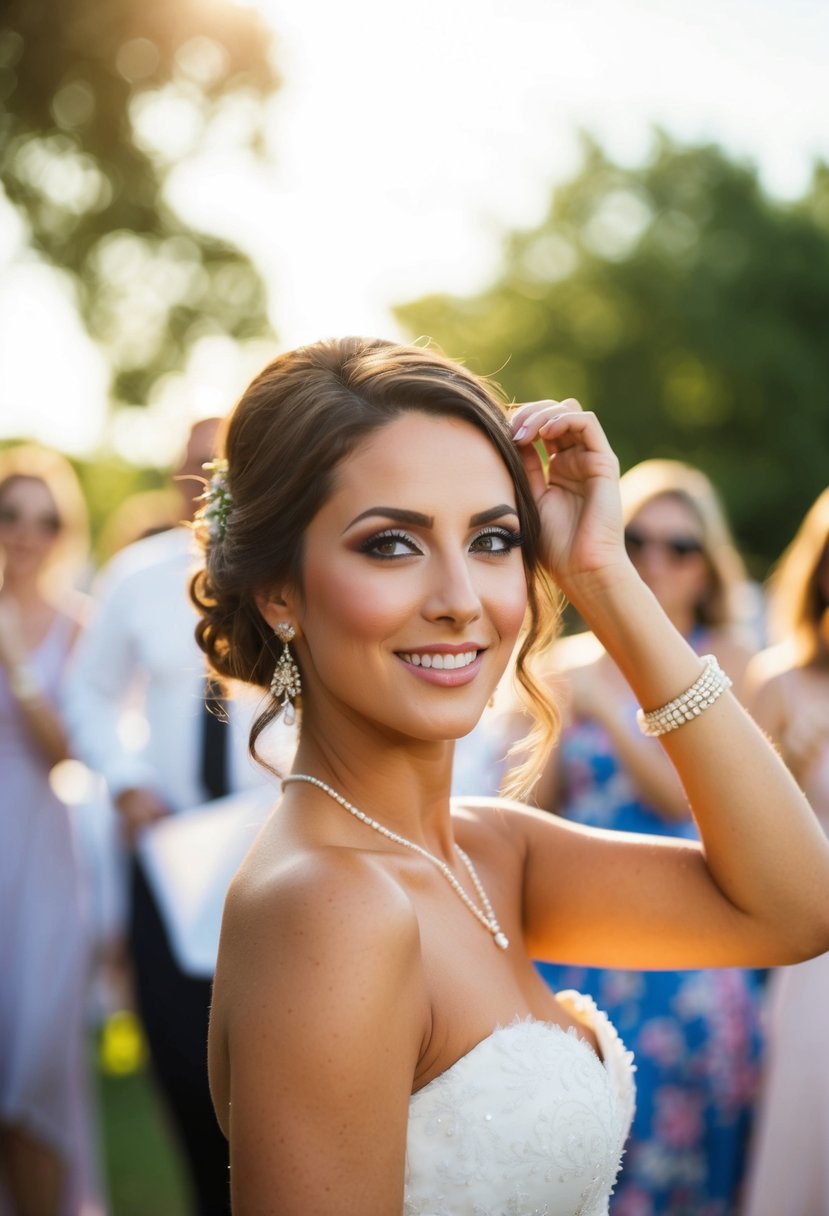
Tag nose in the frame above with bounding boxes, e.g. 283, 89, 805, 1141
636, 550, 664, 576
632, 545, 673, 579
422, 550, 483, 628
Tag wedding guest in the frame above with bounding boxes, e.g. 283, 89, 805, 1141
742, 486, 829, 1216
0, 444, 102, 1216
63, 419, 291, 1216
190, 338, 829, 1215
534, 459, 763, 1214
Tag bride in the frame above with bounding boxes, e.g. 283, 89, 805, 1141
191, 336, 829, 1216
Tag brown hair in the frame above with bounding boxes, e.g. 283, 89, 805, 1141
191, 336, 561, 796
767, 486, 829, 667
0, 443, 89, 586
619, 458, 747, 629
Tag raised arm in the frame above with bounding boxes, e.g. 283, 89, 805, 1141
511, 401, 829, 969
210, 849, 427, 1216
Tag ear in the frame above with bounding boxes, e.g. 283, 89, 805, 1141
254, 585, 301, 635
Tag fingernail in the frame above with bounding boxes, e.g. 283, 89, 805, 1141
513, 425, 529, 441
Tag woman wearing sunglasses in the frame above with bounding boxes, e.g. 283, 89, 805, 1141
0, 445, 99, 1216
743, 486, 829, 1216
533, 459, 763, 1215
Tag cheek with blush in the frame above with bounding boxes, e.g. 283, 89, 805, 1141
488, 565, 530, 650
301, 559, 422, 644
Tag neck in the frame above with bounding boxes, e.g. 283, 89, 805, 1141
289, 731, 458, 858
0, 569, 44, 607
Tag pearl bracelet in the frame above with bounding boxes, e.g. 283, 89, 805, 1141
636, 654, 732, 737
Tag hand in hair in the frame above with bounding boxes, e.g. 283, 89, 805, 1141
510, 399, 624, 598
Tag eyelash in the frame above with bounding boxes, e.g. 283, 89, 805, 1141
471, 526, 524, 555
358, 527, 524, 562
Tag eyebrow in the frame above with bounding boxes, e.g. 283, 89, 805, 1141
344, 503, 519, 533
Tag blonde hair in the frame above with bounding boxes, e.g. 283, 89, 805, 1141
0, 443, 89, 587
767, 486, 829, 667
619, 459, 746, 629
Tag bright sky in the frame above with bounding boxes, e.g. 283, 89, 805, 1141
2, 0, 829, 461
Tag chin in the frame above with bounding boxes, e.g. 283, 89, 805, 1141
418, 707, 490, 744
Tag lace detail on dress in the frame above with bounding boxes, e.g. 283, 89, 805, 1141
404, 992, 635, 1216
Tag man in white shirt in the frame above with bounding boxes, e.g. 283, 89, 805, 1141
64, 419, 286, 1216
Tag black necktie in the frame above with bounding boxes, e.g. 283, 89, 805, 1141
200, 677, 229, 801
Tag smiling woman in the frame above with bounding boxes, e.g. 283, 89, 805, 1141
191, 338, 560, 790
0, 445, 99, 1216
253, 412, 529, 746
188, 336, 829, 1216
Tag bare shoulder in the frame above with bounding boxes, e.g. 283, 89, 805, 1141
220, 832, 424, 989
743, 644, 794, 733
745, 642, 796, 689
707, 628, 755, 690
210, 830, 429, 1209
451, 792, 556, 857
451, 792, 523, 835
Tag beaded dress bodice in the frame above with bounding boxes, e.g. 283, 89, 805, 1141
404, 991, 635, 1216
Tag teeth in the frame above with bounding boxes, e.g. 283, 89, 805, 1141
400, 650, 478, 669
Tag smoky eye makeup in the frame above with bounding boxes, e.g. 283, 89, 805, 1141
356, 528, 423, 560
469, 526, 524, 554
354, 518, 524, 561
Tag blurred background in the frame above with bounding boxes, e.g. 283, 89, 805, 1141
2, 0, 829, 1210
2, 0, 829, 570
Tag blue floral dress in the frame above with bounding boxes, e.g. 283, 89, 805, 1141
537, 705, 764, 1216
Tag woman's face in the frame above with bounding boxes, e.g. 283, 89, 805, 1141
0, 477, 62, 579
624, 494, 710, 625
273, 411, 529, 744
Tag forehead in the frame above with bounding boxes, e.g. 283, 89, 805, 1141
632, 493, 701, 535
0, 476, 56, 514
328, 411, 515, 511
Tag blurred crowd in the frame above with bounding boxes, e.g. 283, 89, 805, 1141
1, 426, 827, 1216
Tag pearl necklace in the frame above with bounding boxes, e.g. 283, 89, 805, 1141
282, 773, 510, 950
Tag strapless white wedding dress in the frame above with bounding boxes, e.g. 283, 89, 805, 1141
404, 991, 635, 1216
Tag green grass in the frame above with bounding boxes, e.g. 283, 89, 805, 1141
96, 1062, 191, 1216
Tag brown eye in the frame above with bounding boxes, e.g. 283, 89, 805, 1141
470, 528, 522, 554
358, 530, 422, 560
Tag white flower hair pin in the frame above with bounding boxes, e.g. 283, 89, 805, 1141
198, 458, 233, 542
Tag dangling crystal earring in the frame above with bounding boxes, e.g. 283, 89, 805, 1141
270, 623, 301, 725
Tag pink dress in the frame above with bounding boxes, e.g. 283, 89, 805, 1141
742, 689, 829, 1216
0, 614, 102, 1215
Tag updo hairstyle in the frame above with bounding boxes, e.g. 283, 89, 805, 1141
191, 336, 561, 794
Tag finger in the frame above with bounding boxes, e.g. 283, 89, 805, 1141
536, 410, 614, 457
546, 447, 620, 488
511, 398, 582, 436
511, 398, 583, 440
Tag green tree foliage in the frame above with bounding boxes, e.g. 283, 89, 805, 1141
0, 0, 279, 408
397, 135, 829, 572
